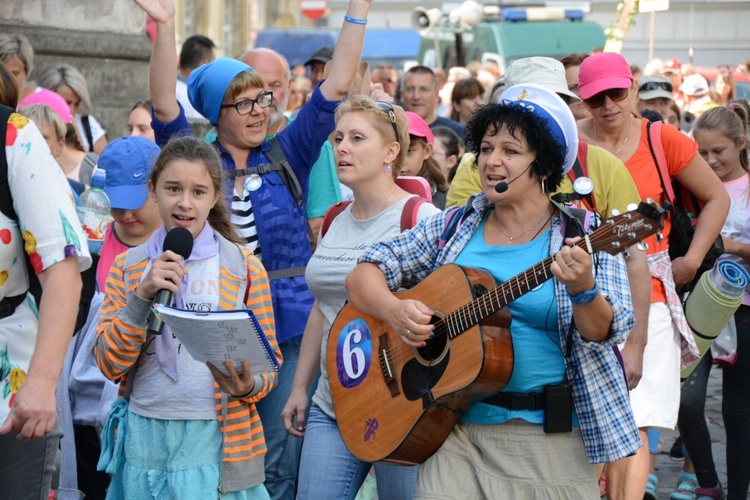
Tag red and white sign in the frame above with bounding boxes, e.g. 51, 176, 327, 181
300, 0, 327, 20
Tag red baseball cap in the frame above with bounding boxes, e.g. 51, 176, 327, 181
578, 52, 633, 100
661, 58, 683, 74
405, 111, 434, 144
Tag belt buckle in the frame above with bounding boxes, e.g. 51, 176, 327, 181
510, 392, 538, 411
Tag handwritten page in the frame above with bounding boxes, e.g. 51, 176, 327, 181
154, 305, 279, 377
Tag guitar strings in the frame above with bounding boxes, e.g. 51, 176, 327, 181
377, 222, 638, 360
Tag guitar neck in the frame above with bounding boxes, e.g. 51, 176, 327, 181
444, 255, 556, 339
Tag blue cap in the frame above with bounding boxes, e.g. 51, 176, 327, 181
498, 83, 578, 175
99, 136, 161, 210
188, 58, 254, 126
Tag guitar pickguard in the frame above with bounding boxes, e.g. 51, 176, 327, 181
400, 350, 450, 403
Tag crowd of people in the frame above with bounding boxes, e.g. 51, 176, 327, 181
0, 0, 749, 499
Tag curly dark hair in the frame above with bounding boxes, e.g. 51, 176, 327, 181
464, 103, 566, 191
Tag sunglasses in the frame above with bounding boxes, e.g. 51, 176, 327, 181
375, 101, 399, 141
638, 81, 673, 94
583, 87, 630, 108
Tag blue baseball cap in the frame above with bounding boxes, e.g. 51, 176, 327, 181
99, 136, 161, 210
188, 57, 254, 126
497, 83, 579, 175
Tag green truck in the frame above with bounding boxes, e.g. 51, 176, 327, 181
417, 7, 606, 73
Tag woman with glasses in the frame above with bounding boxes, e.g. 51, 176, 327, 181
281, 95, 439, 499
134, 0, 371, 498
577, 52, 729, 499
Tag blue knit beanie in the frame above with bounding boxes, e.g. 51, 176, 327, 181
188, 58, 254, 126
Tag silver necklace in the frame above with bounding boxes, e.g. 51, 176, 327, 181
492, 207, 551, 245
594, 117, 634, 155
352, 186, 397, 220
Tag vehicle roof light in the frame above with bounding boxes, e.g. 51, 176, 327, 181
501, 7, 584, 22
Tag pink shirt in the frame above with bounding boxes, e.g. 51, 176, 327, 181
96, 222, 131, 291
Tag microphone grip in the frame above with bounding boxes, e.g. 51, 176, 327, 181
147, 288, 174, 335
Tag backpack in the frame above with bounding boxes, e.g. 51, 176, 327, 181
0, 105, 95, 330
321, 196, 427, 239
224, 135, 314, 246
647, 120, 724, 292
320, 176, 433, 238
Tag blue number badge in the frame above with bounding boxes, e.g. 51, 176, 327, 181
335, 318, 373, 388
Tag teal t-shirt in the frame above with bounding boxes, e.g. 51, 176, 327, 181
453, 212, 573, 426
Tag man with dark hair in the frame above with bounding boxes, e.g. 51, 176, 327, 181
304, 46, 333, 87
176, 35, 216, 121
401, 65, 464, 137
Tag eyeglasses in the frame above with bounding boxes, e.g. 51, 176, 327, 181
375, 101, 400, 141
220, 91, 273, 115
583, 88, 630, 108
638, 81, 673, 93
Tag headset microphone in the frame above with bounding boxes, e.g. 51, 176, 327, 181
494, 162, 536, 194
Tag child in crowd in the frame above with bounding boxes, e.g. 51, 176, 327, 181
432, 126, 463, 183
673, 103, 750, 500
95, 136, 281, 499
401, 111, 449, 209
96, 136, 162, 291
126, 101, 155, 142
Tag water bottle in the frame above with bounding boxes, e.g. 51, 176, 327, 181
76, 169, 112, 255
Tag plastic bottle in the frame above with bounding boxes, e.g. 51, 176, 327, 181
76, 169, 112, 255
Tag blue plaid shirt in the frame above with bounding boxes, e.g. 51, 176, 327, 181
358, 193, 642, 463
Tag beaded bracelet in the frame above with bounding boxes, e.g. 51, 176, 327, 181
344, 14, 368, 25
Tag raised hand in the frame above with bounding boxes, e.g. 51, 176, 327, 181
133, 0, 175, 25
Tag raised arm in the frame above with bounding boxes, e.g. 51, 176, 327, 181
319, 0, 372, 101
134, 0, 180, 122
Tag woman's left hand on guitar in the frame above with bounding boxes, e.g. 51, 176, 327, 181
387, 298, 434, 348
551, 237, 596, 297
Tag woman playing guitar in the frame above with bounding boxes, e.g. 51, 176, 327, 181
345, 84, 642, 498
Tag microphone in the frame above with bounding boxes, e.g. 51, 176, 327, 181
494, 161, 536, 194
146, 227, 194, 335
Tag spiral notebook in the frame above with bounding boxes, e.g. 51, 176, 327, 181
153, 304, 279, 376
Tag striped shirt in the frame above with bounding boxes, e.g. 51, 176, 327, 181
95, 232, 280, 486
357, 193, 641, 463
232, 187, 260, 256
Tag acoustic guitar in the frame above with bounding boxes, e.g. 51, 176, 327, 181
326, 201, 669, 465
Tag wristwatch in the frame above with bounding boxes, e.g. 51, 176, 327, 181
567, 282, 599, 305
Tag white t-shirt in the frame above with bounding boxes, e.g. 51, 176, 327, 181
176, 78, 207, 122
129, 253, 222, 419
307, 196, 440, 419
720, 174, 750, 305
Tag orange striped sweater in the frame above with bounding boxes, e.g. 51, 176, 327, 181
94, 232, 281, 492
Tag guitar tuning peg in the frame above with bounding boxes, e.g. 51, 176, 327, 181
656, 231, 664, 243
626, 203, 639, 211
610, 209, 620, 216
637, 242, 649, 251
623, 249, 631, 260
646, 197, 655, 204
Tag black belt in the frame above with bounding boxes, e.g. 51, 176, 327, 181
0, 292, 27, 319
482, 391, 545, 411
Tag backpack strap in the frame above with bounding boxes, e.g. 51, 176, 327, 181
79, 152, 98, 186
321, 201, 352, 239
81, 115, 95, 153
0, 105, 16, 222
647, 120, 675, 204
438, 206, 466, 250
0, 106, 42, 318
400, 196, 427, 232
551, 142, 596, 212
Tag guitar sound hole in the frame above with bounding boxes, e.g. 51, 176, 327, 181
416, 315, 447, 362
